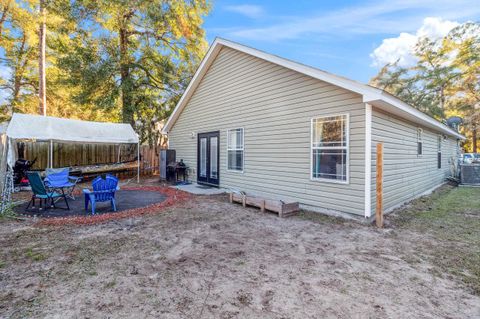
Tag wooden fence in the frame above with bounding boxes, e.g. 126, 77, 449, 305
20, 142, 159, 176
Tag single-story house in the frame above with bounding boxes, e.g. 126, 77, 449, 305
162, 38, 465, 219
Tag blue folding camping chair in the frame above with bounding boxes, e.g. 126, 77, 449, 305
44, 167, 82, 199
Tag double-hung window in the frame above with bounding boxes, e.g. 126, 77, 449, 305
227, 128, 244, 171
311, 114, 348, 182
437, 135, 442, 169
417, 128, 423, 156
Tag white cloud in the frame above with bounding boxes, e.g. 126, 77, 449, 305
370, 17, 460, 67
222, 0, 480, 42
224, 5, 264, 19
416, 17, 459, 38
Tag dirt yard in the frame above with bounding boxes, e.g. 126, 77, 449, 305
1, 185, 479, 318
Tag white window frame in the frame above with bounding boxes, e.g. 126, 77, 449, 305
310, 113, 350, 184
417, 128, 423, 156
227, 128, 244, 173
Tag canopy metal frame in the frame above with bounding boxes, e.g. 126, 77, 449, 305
1, 114, 141, 214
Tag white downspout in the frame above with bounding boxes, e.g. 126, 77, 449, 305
364, 103, 372, 218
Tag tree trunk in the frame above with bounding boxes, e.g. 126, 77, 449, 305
439, 86, 445, 110
38, 0, 47, 116
12, 35, 27, 110
473, 127, 477, 153
119, 27, 134, 126
0, 1, 11, 36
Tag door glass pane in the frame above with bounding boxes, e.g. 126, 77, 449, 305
200, 138, 207, 177
210, 137, 218, 179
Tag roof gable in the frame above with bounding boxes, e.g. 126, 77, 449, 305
163, 38, 464, 140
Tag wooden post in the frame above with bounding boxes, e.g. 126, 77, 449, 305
376, 143, 383, 228
242, 195, 246, 207
137, 141, 140, 183
260, 200, 265, 213
229, 193, 233, 204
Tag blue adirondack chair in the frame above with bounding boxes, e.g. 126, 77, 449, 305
26, 172, 70, 211
83, 174, 118, 214
44, 167, 82, 199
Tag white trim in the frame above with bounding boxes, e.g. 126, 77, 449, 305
162, 41, 223, 134
226, 127, 244, 173
364, 103, 372, 218
368, 93, 465, 140
310, 113, 349, 184
162, 37, 465, 140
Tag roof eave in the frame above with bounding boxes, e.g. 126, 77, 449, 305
365, 93, 466, 140
163, 37, 466, 141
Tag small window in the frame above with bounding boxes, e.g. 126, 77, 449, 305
417, 128, 423, 156
437, 135, 442, 169
227, 128, 244, 171
311, 114, 348, 182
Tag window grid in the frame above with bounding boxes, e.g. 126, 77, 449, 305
227, 128, 244, 172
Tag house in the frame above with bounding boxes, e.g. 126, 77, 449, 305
162, 38, 465, 219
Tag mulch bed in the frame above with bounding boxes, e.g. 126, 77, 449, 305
34, 186, 192, 227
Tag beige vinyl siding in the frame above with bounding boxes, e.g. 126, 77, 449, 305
370, 107, 459, 213
169, 47, 366, 216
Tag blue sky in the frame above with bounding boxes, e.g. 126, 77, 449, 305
2, 0, 480, 105
203, 0, 480, 83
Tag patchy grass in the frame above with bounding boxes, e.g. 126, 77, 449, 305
24, 247, 47, 262
391, 185, 480, 295
0, 203, 22, 221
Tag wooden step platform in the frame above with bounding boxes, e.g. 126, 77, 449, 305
229, 192, 299, 218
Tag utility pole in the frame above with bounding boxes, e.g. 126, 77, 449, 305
38, 0, 46, 116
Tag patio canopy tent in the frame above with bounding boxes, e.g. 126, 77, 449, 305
1, 113, 140, 206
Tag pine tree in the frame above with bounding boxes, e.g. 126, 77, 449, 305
0, 0, 210, 146
371, 22, 480, 151
59, 0, 210, 143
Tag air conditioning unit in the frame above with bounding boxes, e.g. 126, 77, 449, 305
460, 164, 480, 185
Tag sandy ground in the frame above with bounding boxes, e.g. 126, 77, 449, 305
1, 192, 479, 318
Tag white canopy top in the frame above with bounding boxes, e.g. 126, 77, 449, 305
6, 113, 138, 144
